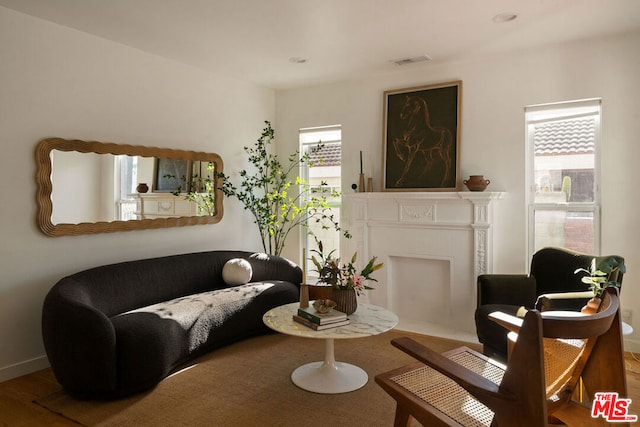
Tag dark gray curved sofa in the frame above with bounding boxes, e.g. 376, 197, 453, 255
42, 250, 302, 398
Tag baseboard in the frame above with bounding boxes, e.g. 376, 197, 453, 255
0, 355, 50, 384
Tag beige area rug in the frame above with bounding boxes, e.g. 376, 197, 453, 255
35, 330, 480, 427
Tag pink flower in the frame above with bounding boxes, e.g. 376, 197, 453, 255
351, 274, 365, 290
311, 242, 383, 294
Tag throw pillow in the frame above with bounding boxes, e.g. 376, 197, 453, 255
222, 258, 253, 285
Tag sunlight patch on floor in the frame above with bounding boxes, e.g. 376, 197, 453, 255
396, 319, 479, 344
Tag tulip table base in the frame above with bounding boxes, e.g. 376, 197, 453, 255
290, 338, 368, 394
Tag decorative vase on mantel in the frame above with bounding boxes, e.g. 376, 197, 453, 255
332, 288, 358, 315
136, 182, 149, 193
581, 297, 601, 315
463, 175, 490, 192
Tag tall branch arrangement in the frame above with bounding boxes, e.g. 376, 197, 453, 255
216, 121, 350, 257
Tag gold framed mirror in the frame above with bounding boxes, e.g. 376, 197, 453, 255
35, 138, 224, 236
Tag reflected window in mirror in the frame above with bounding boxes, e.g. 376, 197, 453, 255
118, 155, 138, 221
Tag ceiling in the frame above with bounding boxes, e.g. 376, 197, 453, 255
2, 0, 639, 90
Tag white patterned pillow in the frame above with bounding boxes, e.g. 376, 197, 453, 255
222, 258, 253, 285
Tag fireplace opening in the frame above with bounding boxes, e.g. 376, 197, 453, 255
387, 256, 451, 327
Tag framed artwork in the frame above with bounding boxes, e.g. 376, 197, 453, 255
153, 158, 190, 192
382, 80, 461, 191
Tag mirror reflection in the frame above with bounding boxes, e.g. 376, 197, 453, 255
36, 138, 224, 236
50, 152, 216, 224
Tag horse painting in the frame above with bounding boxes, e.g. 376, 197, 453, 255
390, 94, 454, 188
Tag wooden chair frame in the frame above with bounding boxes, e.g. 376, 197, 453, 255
376, 288, 628, 426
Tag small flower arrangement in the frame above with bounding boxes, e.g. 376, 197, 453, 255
574, 256, 625, 299
310, 240, 383, 296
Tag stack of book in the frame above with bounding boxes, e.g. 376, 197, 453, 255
293, 305, 350, 330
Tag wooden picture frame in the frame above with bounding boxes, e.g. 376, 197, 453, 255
382, 80, 461, 191
153, 158, 190, 192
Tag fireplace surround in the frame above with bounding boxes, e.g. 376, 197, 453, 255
341, 192, 503, 339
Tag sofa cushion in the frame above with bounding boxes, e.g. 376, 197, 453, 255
117, 282, 273, 352
222, 258, 253, 285
111, 281, 285, 392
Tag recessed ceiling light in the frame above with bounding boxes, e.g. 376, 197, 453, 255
492, 13, 517, 23
289, 57, 307, 64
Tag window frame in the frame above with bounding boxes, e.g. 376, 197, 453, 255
525, 99, 602, 259
299, 125, 342, 282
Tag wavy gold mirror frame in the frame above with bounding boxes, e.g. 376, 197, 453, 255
36, 138, 224, 236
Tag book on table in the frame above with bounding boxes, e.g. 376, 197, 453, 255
292, 314, 350, 331
297, 305, 348, 325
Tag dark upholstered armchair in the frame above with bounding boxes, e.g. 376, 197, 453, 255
474, 247, 624, 361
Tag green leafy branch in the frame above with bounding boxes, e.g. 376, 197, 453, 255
215, 121, 350, 256
164, 161, 217, 216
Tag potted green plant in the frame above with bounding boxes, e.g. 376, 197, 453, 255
310, 239, 383, 314
574, 256, 625, 313
215, 121, 350, 257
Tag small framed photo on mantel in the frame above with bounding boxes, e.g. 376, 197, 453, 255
382, 80, 461, 192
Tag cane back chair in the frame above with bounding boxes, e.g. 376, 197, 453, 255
376, 287, 628, 426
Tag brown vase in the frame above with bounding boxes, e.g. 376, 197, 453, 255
581, 297, 601, 315
463, 175, 490, 192
332, 288, 358, 315
136, 183, 149, 193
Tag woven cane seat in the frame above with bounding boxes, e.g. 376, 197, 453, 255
543, 338, 585, 400
510, 331, 587, 400
390, 348, 504, 426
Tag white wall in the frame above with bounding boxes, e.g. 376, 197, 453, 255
276, 30, 640, 351
0, 6, 273, 381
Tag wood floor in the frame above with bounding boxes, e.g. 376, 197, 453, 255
1, 353, 640, 426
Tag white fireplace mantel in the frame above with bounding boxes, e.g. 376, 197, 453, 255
341, 191, 504, 338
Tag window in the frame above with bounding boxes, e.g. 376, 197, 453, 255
526, 99, 601, 259
116, 155, 138, 221
299, 125, 342, 281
